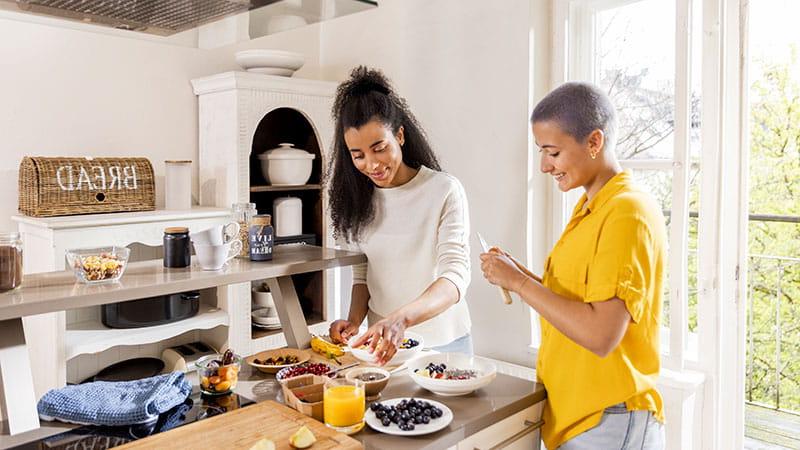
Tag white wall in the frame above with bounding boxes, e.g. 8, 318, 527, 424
316, 0, 552, 366
0, 12, 322, 232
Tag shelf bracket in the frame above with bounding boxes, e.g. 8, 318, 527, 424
0, 318, 40, 435
266, 276, 312, 349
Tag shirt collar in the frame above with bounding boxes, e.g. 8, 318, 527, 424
572, 170, 632, 216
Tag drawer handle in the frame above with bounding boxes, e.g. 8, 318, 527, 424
479, 419, 544, 450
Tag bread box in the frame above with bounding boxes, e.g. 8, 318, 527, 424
18, 156, 155, 217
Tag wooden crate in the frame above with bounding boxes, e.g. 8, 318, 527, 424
19, 156, 155, 217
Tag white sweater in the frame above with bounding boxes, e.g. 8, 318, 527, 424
344, 166, 472, 347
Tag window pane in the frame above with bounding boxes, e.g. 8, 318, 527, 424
629, 169, 672, 336
595, 0, 676, 160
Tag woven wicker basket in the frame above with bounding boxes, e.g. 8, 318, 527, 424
19, 156, 156, 217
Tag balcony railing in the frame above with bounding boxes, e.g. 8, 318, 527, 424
746, 253, 800, 415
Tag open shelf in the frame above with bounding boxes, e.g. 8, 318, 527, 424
65, 304, 229, 360
250, 184, 322, 193
250, 313, 324, 341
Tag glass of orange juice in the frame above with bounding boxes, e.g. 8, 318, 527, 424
323, 378, 365, 434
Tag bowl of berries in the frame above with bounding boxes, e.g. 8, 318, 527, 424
407, 352, 497, 396
275, 362, 335, 382
348, 331, 424, 366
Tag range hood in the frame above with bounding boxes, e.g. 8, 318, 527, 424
1, 0, 315, 36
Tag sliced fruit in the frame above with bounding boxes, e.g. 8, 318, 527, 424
289, 425, 316, 449
311, 335, 344, 357
249, 438, 276, 450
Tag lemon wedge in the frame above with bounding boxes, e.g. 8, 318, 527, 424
289, 425, 317, 449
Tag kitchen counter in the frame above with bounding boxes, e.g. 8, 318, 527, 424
234, 363, 546, 450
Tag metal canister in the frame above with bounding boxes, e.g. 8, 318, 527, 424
163, 227, 191, 268
249, 215, 274, 261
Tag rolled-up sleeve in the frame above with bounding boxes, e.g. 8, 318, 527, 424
336, 237, 368, 285
585, 211, 655, 323
435, 181, 471, 301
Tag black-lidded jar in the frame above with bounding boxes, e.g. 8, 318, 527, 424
249, 215, 273, 261
163, 227, 191, 268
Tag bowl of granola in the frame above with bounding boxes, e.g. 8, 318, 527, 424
65, 246, 129, 284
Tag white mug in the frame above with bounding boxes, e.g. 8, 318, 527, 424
193, 239, 242, 271
191, 222, 240, 246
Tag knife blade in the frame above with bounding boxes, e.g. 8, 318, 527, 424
477, 233, 514, 305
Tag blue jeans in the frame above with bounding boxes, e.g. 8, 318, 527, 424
430, 333, 474, 355
558, 403, 665, 450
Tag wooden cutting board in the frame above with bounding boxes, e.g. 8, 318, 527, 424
117, 400, 362, 450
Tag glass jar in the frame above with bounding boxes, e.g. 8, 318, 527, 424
232, 203, 256, 258
0, 232, 23, 292
249, 214, 274, 261
163, 227, 191, 268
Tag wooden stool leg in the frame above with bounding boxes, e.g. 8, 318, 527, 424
266, 277, 312, 349
0, 318, 40, 435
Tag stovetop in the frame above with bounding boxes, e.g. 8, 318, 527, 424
13, 389, 255, 450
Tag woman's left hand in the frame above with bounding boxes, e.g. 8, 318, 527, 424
480, 247, 529, 293
349, 315, 407, 366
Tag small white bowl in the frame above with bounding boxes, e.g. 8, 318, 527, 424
348, 331, 424, 366
407, 353, 497, 396
235, 49, 305, 72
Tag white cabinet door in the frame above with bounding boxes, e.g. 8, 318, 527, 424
458, 402, 543, 450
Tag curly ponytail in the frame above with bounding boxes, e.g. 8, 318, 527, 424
326, 66, 442, 243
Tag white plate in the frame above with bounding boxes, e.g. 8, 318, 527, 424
252, 308, 279, 325
246, 67, 296, 76
252, 322, 282, 330
365, 397, 453, 436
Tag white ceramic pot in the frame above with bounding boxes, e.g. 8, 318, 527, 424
257, 143, 315, 186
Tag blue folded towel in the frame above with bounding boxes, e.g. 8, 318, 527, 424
38, 372, 192, 427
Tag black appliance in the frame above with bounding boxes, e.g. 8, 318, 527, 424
101, 291, 200, 329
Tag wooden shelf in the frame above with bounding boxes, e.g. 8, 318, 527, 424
65, 304, 228, 360
250, 184, 321, 193
0, 245, 366, 321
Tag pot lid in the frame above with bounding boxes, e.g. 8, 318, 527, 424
258, 143, 315, 160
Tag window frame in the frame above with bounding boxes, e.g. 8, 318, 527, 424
544, 0, 747, 448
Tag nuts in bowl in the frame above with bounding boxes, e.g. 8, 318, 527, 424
245, 348, 311, 374
66, 246, 130, 284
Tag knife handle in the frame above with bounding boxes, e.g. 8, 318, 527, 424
499, 286, 513, 305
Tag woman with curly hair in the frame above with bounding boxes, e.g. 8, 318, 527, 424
326, 67, 472, 364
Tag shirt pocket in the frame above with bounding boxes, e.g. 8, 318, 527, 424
546, 255, 588, 301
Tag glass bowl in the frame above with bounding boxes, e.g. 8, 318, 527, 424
197, 353, 242, 396
65, 246, 130, 284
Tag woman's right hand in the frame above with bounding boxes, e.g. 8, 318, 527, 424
329, 319, 359, 345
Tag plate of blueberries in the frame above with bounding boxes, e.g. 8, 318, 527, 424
365, 397, 453, 436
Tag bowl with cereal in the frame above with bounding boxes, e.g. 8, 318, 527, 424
65, 246, 129, 284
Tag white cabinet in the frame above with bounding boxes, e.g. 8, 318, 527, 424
457, 402, 543, 450
13, 208, 232, 396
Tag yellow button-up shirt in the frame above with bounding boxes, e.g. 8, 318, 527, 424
538, 171, 666, 449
